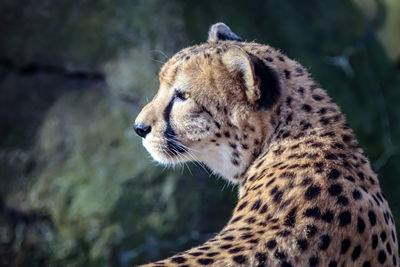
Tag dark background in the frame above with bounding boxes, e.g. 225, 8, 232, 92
0, 0, 399, 266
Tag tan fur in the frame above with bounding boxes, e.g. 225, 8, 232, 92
135, 26, 398, 266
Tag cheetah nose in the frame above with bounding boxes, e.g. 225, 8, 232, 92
133, 123, 152, 138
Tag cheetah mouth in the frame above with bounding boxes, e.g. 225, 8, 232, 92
142, 135, 191, 165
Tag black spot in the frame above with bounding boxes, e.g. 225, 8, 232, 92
319, 234, 331, 250
237, 201, 248, 211
310, 142, 323, 148
229, 142, 237, 149
344, 175, 355, 182
255, 252, 267, 263
312, 94, 324, 101
306, 225, 317, 237
378, 250, 387, 264
231, 215, 243, 223
273, 190, 284, 203
281, 262, 293, 267
274, 250, 286, 260
197, 258, 214, 265
259, 203, 269, 214
302, 104, 312, 112
337, 195, 349, 206
340, 239, 351, 254
251, 199, 262, 211
278, 55, 285, 61
368, 210, 377, 226
265, 56, 273, 62
386, 242, 392, 255
232, 255, 247, 264
270, 186, 279, 195
380, 231, 387, 242
357, 217, 366, 233
247, 238, 259, 244
304, 207, 321, 218
393, 255, 397, 266
301, 178, 312, 186
246, 217, 256, 224
361, 261, 371, 267
328, 261, 337, 267
266, 239, 277, 250
190, 252, 203, 256
342, 134, 352, 142
295, 67, 304, 74
278, 230, 291, 237
284, 69, 291, 79
327, 169, 340, 179
372, 234, 378, 249
304, 185, 321, 200
352, 190, 362, 200
286, 97, 292, 106
250, 55, 281, 109
314, 162, 324, 173
224, 131, 230, 138
206, 252, 219, 257
285, 113, 293, 124
309, 256, 319, 267
228, 247, 244, 254
297, 239, 308, 251
325, 153, 337, 160
318, 108, 327, 115
320, 117, 330, 125
338, 211, 351, 226
171, 256, 187, 263
280, 171, 296, 179
328, 183, 342, 196
284, 207, 297, 227
351, 245, 361, 261
222, 236, 235, 241
321, 210, 334, 223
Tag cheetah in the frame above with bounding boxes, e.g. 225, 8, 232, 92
134, 23, 398, 266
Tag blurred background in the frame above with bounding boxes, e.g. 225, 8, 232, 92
0, 0, 399, 266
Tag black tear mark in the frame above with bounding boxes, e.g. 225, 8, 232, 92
250, 55, 281, 109
163, 94, 186, 155
201, 105, 214, 118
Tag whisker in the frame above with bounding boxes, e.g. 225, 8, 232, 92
149, 49, 170, 60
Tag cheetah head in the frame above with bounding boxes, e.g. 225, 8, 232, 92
134, 23, 282, 182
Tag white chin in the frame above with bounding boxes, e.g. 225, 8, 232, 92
142, 138, 182, 165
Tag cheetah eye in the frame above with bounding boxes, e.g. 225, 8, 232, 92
176, 91, 191, 101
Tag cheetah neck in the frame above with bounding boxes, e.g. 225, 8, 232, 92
238, 85, 366, 197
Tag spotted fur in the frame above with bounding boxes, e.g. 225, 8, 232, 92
134, 23, 398, 266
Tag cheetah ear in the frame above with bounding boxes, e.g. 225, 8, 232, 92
222, 46, 281, 109
222, 46, 260, 103
207, 23, 243, 42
